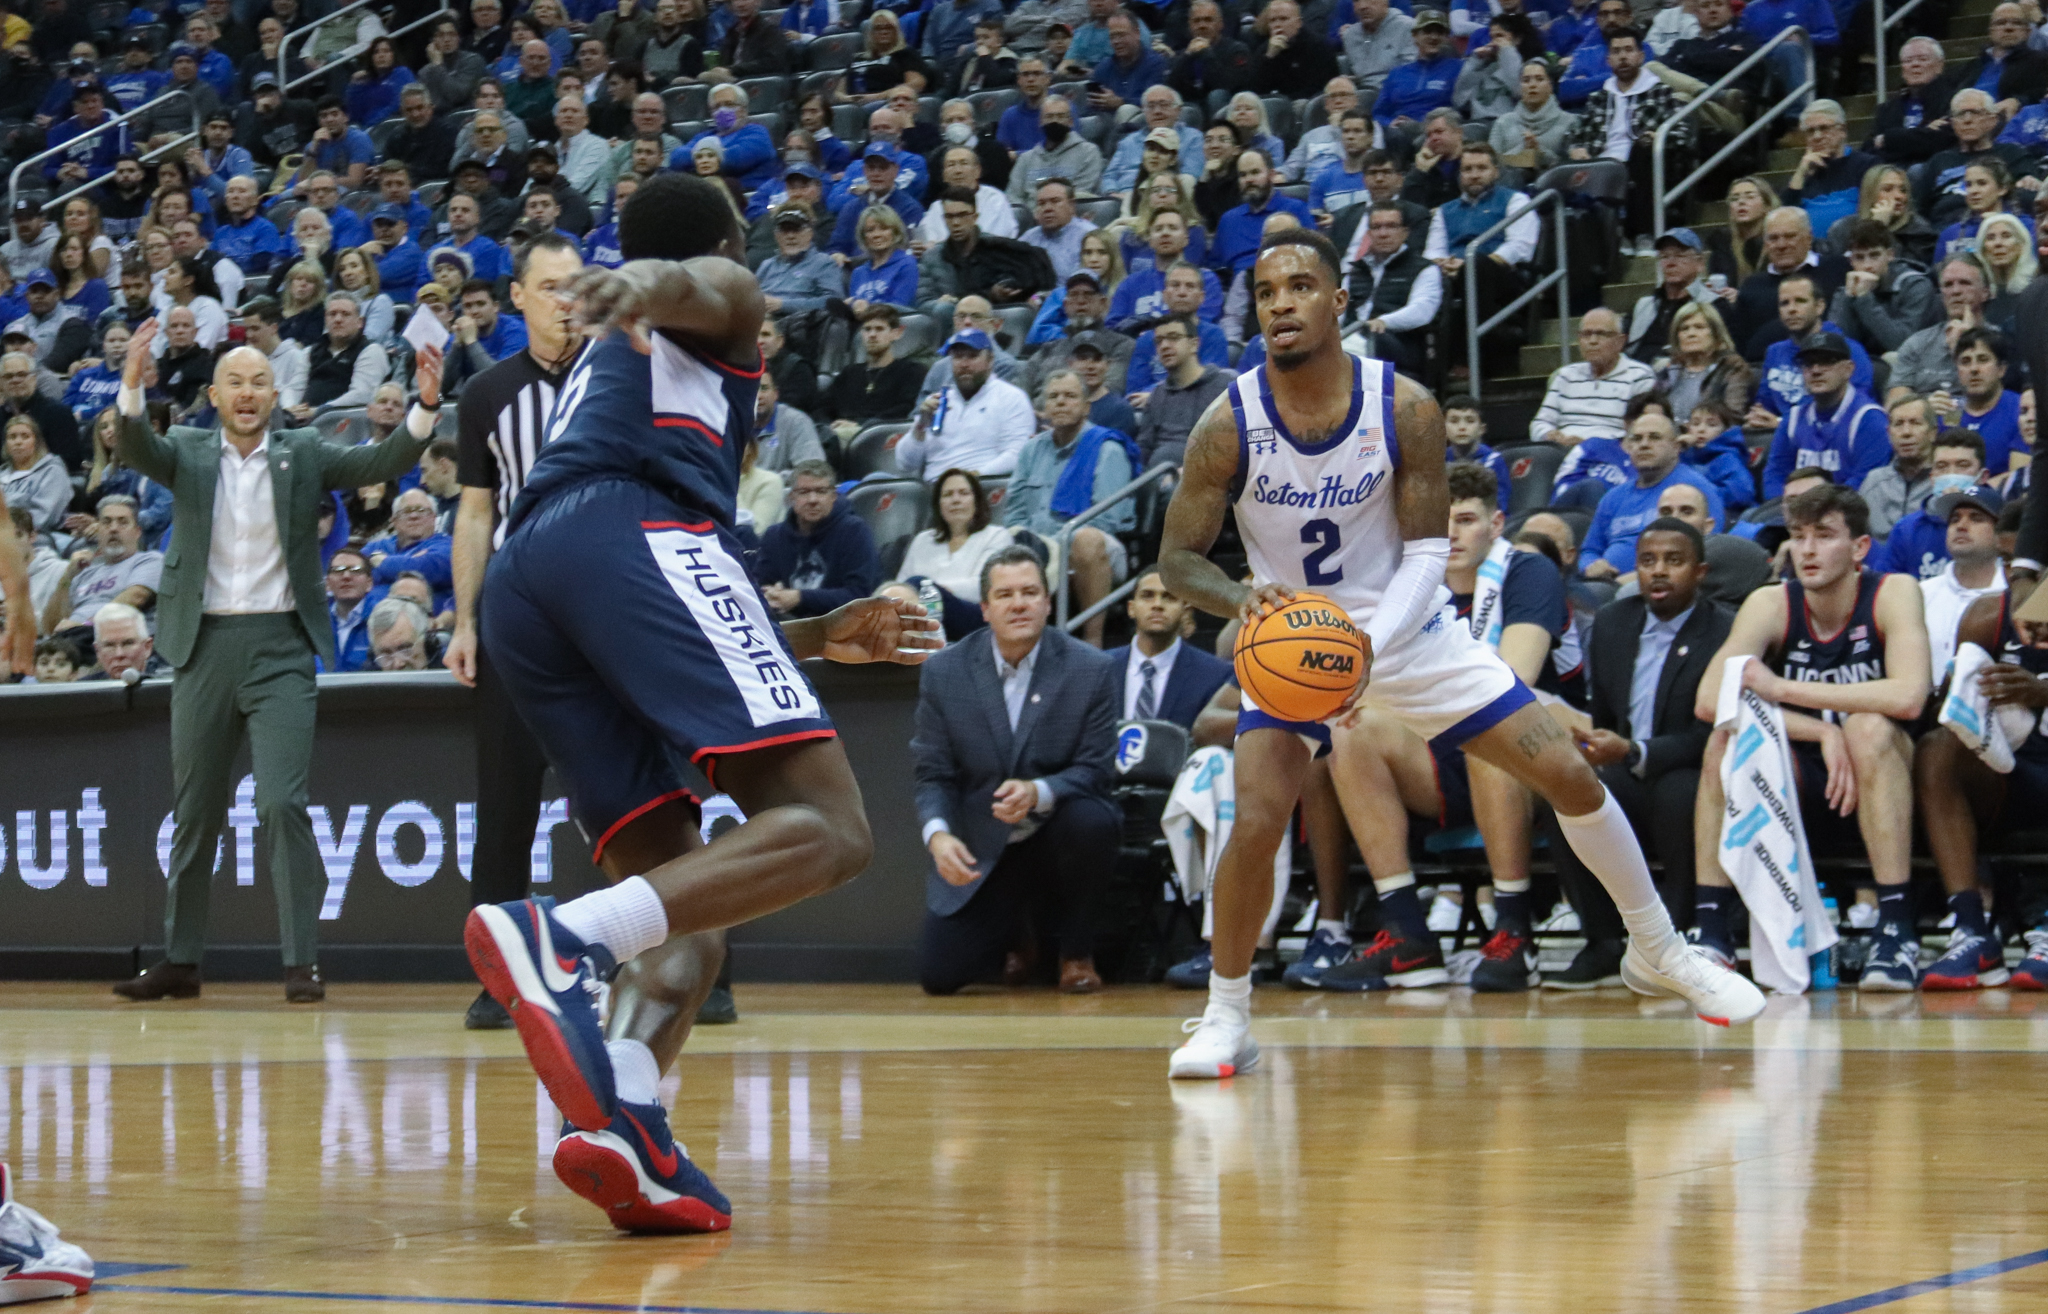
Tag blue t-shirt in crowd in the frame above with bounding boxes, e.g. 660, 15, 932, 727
1211, 195, 1318, 275
1553, 435, 1634, 497
1951, 390, 2024, 476
1107, 264, 1223, 330
846, 248, 919, 308
429, 233, 511, 283
1580, 468, 1727, 573
476, 313, 529, 361
213, 214, 288, 277
1309, 161, 1369, 214
1874, 509, 1949, 579
584, 222, 623, 268
1123, 322, 1232, 394
1756, 319, 1873, 416
374, 237, 427, 298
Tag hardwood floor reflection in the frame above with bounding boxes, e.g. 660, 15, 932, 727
2, 983, 2046, 1313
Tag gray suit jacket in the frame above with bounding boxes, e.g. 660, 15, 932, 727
117, 410, 430, 668
911, 626, 1119, 916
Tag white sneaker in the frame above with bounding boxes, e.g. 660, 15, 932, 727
1168, 1003, 1259, 1080
1538, 902, 1581, 933
1620, 939, 1766, 1027
1426, 894, 1463, 933
0, 1163, 93, 1304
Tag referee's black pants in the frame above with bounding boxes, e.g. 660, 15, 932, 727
470, 637, 552, 907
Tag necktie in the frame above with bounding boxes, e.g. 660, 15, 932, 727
1135, 660, 1157, 721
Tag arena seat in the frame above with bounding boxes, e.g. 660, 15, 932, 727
844, 423, 911, 478
809, 31, 865, 70
1102, 718, 1202, 982
968, 89, 1019, 126
662, 83, 710, 123
1505, 443, 1565, 515
846, 479, 930, 576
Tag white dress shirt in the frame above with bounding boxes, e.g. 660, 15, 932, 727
1424, 188, 1540, 267
1123, 636, 1181, 721
1921, 560, 2006, 684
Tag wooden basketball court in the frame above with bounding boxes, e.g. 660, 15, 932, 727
4, 980, 2046, 1313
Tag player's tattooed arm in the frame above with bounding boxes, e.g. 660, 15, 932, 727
1158, 391, 1285, 624
569, 257, 768, 367
1388, 373, 1450, 543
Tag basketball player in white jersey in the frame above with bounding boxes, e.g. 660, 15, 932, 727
1159, 228, 1766, 1078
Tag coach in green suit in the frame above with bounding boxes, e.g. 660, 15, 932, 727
109, 320, 446, 1004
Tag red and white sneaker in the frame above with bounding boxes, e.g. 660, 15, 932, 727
0, 1163, 93, 1304
553, 1101, 731, 1234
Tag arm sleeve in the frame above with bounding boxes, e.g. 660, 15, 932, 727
1497, 197, 1540, 265
1422, 208, 1448, 261
1363, 536, 1450, 656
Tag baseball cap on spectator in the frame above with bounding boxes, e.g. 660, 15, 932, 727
67, 57, 96, 76
71, 83, 106, 106
1935, 484, 2005, 522
1793, 331, 1853, 364
861, 142, 898, 162
250, 70, 280, 91
1413, 8, 1451, 30
1069, 330, 1115, 358
1654, 228, 1704, 252
169, 44, 197, 62
1047, 20, 1072, 34
772, 203, 812, 229
943, 328, 993, 353
784, 161, 823, 182
11, 200, 37, 218
525, 144, 558, 163
370, 204, 409, 225
1144, 127, 1179, 152
1065, 269, 1103, 291
452, 158, 489, 176
22, 269, 55, 290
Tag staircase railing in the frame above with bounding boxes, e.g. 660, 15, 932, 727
8, 88, 197, 219
1056, 462, 1179, 633
1651, 24, 1815, 241
1464, 187, 1570, 403
1873, 0, 1940, 103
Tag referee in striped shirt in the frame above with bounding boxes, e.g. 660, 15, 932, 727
447, 232, 588, 1030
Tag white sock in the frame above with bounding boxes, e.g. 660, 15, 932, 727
1373, 871, 1415, 896
1207, 970, 1252, 1014
1494, 877, 1531, 894
552, 876, 671, 964
1315, 918, 1351, 942
606, 1038, 661, 1106
1555, 791, 1680, 960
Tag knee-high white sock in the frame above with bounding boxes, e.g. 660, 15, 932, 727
606, 1038, 661, 1106
1555, 791, 1679, 959
551, 876, 671, 964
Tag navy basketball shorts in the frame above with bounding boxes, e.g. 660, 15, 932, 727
482, 477, 837, 861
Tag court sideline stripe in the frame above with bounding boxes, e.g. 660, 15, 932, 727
1793, 1247, 2048, 1313
91, 1284, 826, 1313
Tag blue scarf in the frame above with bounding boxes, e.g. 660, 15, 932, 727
1050, 424, 1142, 520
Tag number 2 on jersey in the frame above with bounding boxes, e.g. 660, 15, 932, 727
1300, 519, 1343, 586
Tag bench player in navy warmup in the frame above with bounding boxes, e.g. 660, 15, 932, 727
1158, 227, 1767, 1081
465, 174, 938, 1233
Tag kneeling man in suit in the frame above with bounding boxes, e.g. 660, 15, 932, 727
914, 545, 1121, 995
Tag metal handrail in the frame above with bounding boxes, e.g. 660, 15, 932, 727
1651, 25, 1815, 240
8, 88, 198, 219
1054, 460, 1178, 631
1873, 0, 1940, 103
281, 0, 385, 94
1463, 187, 1570, 403
35, 130, 199, 218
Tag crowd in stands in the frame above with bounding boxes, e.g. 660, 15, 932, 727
5, 0, 2048, 997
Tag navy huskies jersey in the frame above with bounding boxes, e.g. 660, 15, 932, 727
1772, 569, 1886, 721
510, 327, 762, 529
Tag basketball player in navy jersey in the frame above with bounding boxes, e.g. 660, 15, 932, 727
1159, 228, 1765, 1079
1693, 484, 1933, 990
1917, 582, 2048, 990
463, 174, 938, 1231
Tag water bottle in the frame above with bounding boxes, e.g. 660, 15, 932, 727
917, 578, 948, 649
1809, 897, 1839, 991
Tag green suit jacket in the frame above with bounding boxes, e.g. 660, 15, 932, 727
117, 410, 431, 669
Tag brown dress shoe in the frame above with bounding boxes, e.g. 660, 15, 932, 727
1058, 958, 1103, 994
284, 965, 326, 1004
112, 961, 202, 1001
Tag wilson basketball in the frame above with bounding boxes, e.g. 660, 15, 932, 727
1233, 593, 1366, 723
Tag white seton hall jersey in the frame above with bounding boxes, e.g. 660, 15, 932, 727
1228, 355, 1407, 623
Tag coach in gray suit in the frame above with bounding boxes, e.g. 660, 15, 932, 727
913, 545, 1121, 995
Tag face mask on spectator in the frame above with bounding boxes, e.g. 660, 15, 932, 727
1930, 473, 1975, 497
783, 150, 810, 166
1042, 121, 1069, 146
713, 107, 740, 132
944, 122, 974, 145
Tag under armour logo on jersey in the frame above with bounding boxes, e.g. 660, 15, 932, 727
1247, 426, 1279, 455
